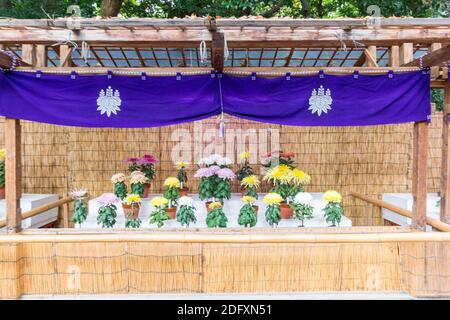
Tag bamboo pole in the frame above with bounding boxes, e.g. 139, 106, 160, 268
0, 196, 73, 228
0, 231, 450, 244
350, 192, 450, 232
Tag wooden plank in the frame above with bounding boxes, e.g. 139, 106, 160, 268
441, 82, 450, 223
1, 28, 450, 46
59, 44, 72, 67
35, 44, 46, 67
5, 118, 22, 234
21, 44, 35, 66
0, 17, 449, 28
400, 43, 414, 65
403, 44, 450, 67
365, 46, 378, 67
412, 122, 428, 231
389, 45, 400, 67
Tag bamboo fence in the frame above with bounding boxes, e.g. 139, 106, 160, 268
0, 228, 449, 299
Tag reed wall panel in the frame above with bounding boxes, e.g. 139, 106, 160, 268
0, 110, 444, 226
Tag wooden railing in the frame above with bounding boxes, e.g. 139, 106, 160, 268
0, 196, 73, 229
350, 191, 450, 232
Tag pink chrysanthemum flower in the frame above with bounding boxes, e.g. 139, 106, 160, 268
209, 165, 220, 174
141, 154, 159, 164
217, 168, 236, 180
194, 167, 214, 178
97, 193, 119, 206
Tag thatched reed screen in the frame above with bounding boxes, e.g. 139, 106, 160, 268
0, 108, 443, 226
0, 228, 449, 299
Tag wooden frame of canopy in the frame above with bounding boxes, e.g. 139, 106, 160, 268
0, 17, 449, 233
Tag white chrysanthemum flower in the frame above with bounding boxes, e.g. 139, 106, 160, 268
208, 154, 222, 163
69, 189, 88, 199
217, 157, 232, 166
293, 192, 313, 206
178, 196, 194, 208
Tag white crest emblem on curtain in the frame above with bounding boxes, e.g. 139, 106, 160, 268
308, 85, 332, 116
96, 86, 122, 117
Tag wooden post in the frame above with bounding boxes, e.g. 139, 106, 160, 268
441, 82, 450, 223
400, 43, 428, 231
5, 118, 22, 234
412, 122, 428, 231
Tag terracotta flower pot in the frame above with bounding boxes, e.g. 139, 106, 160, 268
166, 206, 177, 219
280, 203, 293, 219
205, 201, 212, 212
253, 205, 259, 215
143, 183, 151, 198
179, 187, 189, 197
122, 204, 140, 220
0, 187, 4, 200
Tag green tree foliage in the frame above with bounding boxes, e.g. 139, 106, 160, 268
0, 0, 447, 19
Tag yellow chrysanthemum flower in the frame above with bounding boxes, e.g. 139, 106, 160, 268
291, 169, 311, 185
176, 161, 189, 170
242, 196, 256, 204
208, 201, 222, 210
263, 193, 283, 205
263, 165, 292, 184
240, 151, 250, 159
124, 194, 141, 205
324, 190, 342, 203
241, 175, 260, 188
150, 196, 169, 207
0, 148, 6, 162
164, 177, 180, 189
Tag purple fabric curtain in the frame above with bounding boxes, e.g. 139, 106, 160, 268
0, 72, 220, 128
222, 71, 430, 126
0, 70, 430, 128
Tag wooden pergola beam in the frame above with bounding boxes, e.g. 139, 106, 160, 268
403, 44, 450, 67
0, 27, 449, 46
0, 17, 449, 28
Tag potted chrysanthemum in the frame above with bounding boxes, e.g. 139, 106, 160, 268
291, 192, 314, 227
138, 154, 159, 194
111, 173, 127, 199
0, 148, 5, 199
235, 151, 254, 183
130, 171, 149, 198
263, 192, 283, 227
238, 196, 258, 228
122, 193, 142, 227
69, 189, 89, 227
206, 201, 228, 228
323, 190, 343, 227
240, 174, 260, 199
176, 196, 197, 227
263, 164, 293, 218
163, 177, 180, 219
96, 193, 119, 228
149, 196, 169, 228
215, 167, 235, 203
176, 161, 189, 196
195, 165, 221, 209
